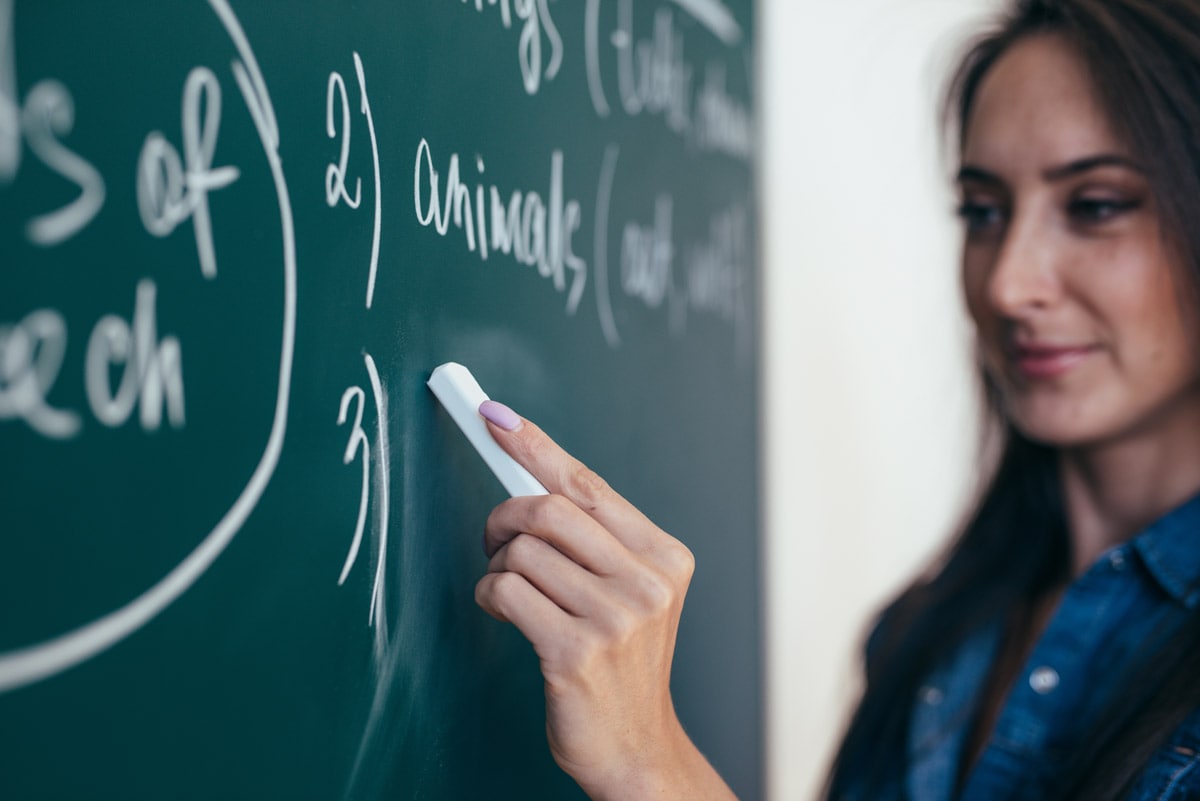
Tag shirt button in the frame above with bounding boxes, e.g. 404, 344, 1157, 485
1029, 666, 1060, 694
919, 686, 944, 705
1108, 550, 1126, 570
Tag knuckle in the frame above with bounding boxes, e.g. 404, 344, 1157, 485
596, 603, 639, 641
488, 570, 526, 605
527, 493, 569, 532
649, 533, 695, 584
563, 463, 610, 509
636, 570, 677, 616
504, 532, 542, 567
475, 573, 494, 603
483, 514, 502, 547
485, 499, 512, 531
475, 574, 505, 620
550, 628, 600, 677
518, 427, 552, 465
484, 497, 524, 548
666, 539, 696, 584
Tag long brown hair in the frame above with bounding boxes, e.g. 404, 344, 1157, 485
827, 1, 1200, 798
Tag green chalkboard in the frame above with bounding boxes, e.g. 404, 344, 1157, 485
0, 1, 760, 798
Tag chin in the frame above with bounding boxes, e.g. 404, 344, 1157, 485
1009, 421, 1097, 449
1003, 403, 1119, 449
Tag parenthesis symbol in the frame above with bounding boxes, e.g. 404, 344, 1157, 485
594, 144, 620, 347
354, 52, 382, 310
585, 0, 610, 118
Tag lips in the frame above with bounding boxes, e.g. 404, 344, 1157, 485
1009, 342, 1098, 379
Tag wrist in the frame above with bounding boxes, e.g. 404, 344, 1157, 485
582, 719, 737, 801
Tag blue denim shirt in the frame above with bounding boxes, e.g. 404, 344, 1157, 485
854, 493, 1200, 801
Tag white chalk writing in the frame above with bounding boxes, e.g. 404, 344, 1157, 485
460, 0, 563, 95
136, 66, 240, 279
85, 279, 186, 431
337, 385, 370, 584
684, 200, 751, 353
0, 0, 298, 695
694, 61, 753, 160
585, 0, 753, 161
414, 137, 586, 314
593, 144, 621, 346
621, 194, 675, 310
325, 72, 361, 209
0, 309, 80, 439
0, 0, 104, 247
665, 0, 742, 45
324, 53, 382, 308
616, 3, 692, 132
0, 0, 17, 180
592, 144, 748, 348
336, 354, 392, 634
0, 280, 186, 438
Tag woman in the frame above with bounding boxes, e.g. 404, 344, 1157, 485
474, 0, 1200, 798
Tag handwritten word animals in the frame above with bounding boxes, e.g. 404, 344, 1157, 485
414, 138, 587, 314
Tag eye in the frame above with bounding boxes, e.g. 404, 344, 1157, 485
955, 198, 1006, 235
1068, 195, 1141, 224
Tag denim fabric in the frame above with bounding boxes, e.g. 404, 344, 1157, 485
848, 493, 1200, 801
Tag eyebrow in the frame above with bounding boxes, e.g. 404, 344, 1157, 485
956, 154, 1146, 185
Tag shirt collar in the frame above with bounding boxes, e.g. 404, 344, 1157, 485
1132, 491, 1200, 610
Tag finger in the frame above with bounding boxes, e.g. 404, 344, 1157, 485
478, 401, 662, 553
475, 570, 575, 656
485, 495, 623, 572
487, 532, 606, 617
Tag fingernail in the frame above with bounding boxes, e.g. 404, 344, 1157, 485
479, 400, 522, 431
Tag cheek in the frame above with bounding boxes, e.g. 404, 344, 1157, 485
961, 261, 1010, 388
1100, 256, 1199, 383
962, 257, 1000, 344
1136, 303, 1200, 377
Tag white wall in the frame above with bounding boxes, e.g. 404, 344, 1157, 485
760, 1, 999, 798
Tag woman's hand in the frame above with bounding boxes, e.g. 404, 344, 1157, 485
474, 400, 737, 801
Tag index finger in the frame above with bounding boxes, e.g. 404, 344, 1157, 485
479, 400, 664, 554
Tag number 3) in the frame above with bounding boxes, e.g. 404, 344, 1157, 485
336, 385, 368, 585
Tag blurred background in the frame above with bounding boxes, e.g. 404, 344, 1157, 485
760, 0, 1000, 797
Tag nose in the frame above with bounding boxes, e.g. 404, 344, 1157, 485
984, 211, 1061, 318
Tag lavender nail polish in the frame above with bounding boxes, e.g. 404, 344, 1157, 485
479, 400, 522, 431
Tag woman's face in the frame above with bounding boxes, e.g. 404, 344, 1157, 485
959, 34, 1200, 448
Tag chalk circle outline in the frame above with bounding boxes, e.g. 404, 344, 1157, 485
0, 0, 296, 693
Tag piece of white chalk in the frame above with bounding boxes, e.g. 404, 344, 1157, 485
427, 362, 549, 497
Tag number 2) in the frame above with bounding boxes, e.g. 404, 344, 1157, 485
324, 71, 360, 209
323, 52, 381, 308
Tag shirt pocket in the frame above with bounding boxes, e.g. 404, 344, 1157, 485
1128, 740, 1200, 801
